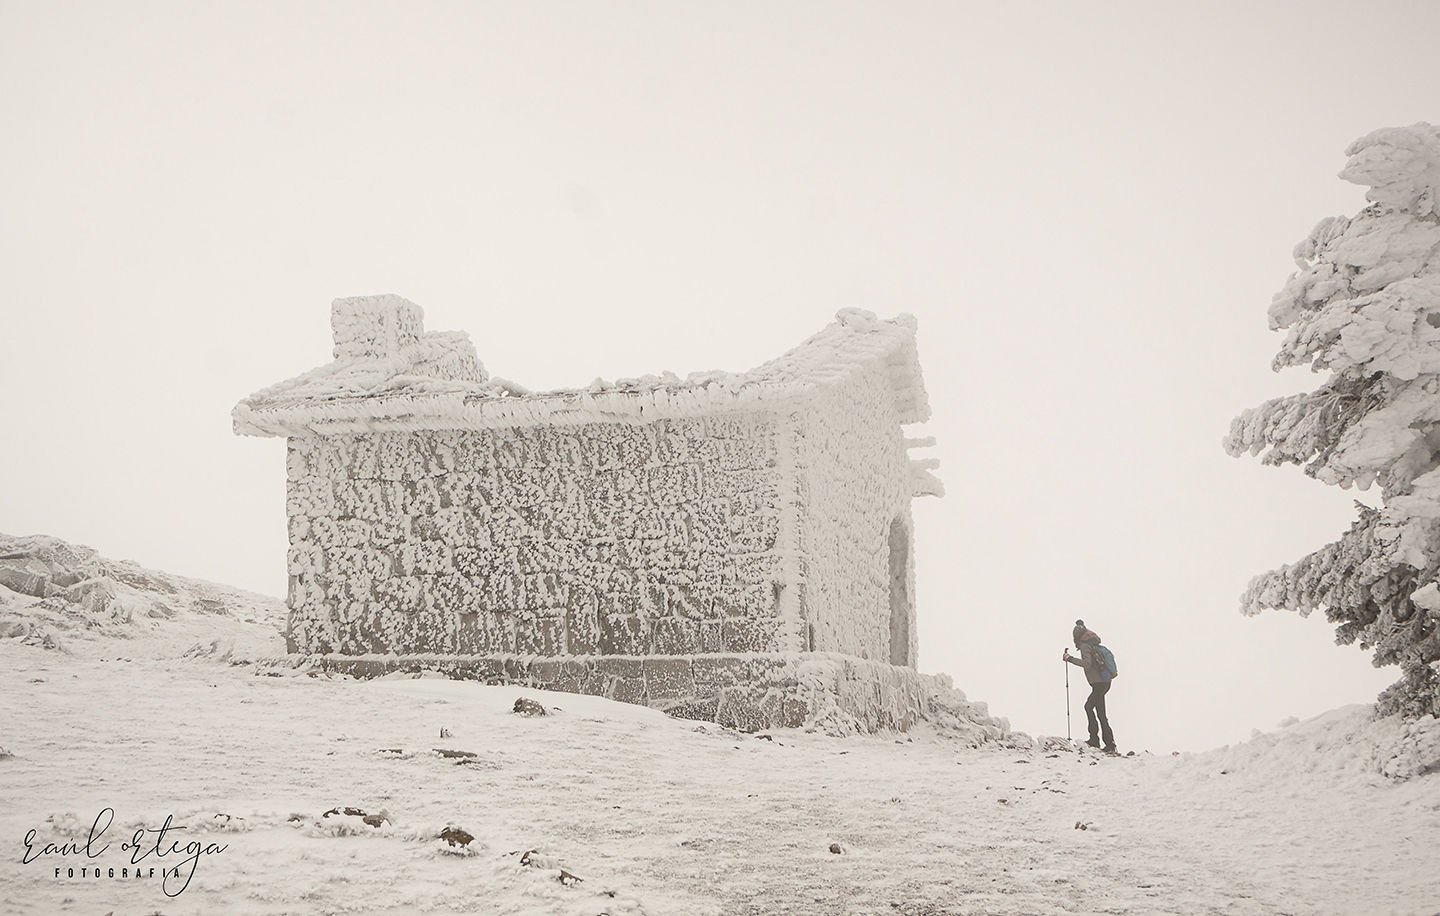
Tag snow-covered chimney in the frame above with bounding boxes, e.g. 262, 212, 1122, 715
331, 294, 424, 360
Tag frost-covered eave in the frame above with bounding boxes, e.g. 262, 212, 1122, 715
232, 382, 844, 438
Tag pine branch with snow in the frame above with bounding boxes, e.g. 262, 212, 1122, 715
1227, 123, 1440, 719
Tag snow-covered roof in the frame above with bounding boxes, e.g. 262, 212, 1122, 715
232, 295, 932, 437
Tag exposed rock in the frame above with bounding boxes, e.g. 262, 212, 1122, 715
433, 748, 477, 759
183, 639, 236, 661
454, 756, 498, 768
513, 697, 548, 717
0, 563, 50, 598
0, 533, 285, 652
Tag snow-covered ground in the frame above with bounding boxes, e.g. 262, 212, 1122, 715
3, 538, 1439, 915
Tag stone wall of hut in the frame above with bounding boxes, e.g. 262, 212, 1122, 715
282, 413, 801, 657
793, 363, 917, 667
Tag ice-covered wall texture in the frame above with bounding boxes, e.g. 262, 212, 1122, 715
236, 295, 945, 730
283, 418, 789, 658
794, 364, 917, 666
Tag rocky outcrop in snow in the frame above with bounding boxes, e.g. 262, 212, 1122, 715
0, 533, 285, 657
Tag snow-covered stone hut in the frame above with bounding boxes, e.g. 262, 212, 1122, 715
235, 295, 945, 731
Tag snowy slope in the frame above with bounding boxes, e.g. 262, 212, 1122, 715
2, 542, 1439, 915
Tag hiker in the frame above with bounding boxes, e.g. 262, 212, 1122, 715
1063, 619, 1116, 752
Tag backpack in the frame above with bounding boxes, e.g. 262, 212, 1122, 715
1096, 645, 1118, 679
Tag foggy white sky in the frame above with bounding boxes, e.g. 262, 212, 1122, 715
3, 1, 1435, 752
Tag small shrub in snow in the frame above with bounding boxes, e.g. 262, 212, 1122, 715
304, 806, 392, 836
438, 825, 475, 848
208, 813, 248, 832
517, 848, 559, 868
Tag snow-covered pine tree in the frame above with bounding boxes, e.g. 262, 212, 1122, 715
1225, 123, 1440, 720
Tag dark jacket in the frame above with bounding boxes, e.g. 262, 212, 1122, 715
1067, 632, 1110, 685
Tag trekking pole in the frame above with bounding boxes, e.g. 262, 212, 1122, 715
1064, 652, 1071, 741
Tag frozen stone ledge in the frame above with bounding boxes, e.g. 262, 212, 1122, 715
254, 651, 1009, 738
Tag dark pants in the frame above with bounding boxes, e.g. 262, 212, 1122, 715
1084, 680, 1114, 748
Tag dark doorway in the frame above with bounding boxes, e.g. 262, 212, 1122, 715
889, 516, 913, 667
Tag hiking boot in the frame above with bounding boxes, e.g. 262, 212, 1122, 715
1085, 737, 1101, 748
1103, 744, 1118, 754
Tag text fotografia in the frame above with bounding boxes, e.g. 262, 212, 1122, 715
20, 808, 228, 897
